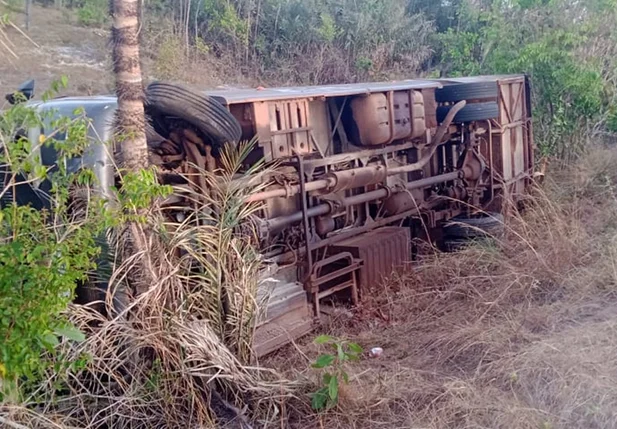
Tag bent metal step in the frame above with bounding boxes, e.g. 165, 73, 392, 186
253, 307, 313, 357
253, 267, 312, 357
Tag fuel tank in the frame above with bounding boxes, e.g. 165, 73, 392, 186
346, 90, 427, 146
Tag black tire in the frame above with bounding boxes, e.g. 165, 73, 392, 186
145, 82, 242, 147
443, 238, 471, 253
75, 231, 130, 315
444, 212, 504, 239
437, 102, 499, 124
436, 81, 498, 103
74, 232, 112, 304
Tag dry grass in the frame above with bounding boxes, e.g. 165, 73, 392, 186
0, 142, 298, 428
4, 138, 617, 428
266, 147, 617, 429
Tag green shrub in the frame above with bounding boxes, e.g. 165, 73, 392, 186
0, 83, 106, 398
310, 335, 363, 411
434, 0, 615, 157
0, 80, 171, 399
154, 35, 185, 80
76, 0, 107, 27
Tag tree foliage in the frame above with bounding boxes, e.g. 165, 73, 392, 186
118, 0, 616, 155
432, 0, 616, 156
48, 0, 616, 156
142, 0, 435, 84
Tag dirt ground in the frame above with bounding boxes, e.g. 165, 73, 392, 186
0, 3, 253, 101
0, 5, 112, 98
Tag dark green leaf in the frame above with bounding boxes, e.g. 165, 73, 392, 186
337, 343, 345, 361
312, 354, 335, 369
348, 342, 363, 354
311, 387, 329, 410
40, 333, 59, 349
54, 325, 86, 342
314, 335, 334, 345
328, 375, 339, 401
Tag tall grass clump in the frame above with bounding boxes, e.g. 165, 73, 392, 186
0, 140, 298, 428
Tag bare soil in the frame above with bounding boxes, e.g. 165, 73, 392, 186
0, 4, 249, 101
0, 5, 112, 98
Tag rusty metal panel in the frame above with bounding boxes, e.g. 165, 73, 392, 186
269, 102, 289, 158
496, 76, 531, 194
252, 101, 273, 160
422, 88, 438, 129
330, 227, 410, 293
254, 264, 313, 357
289, 99, 310, 153
308, 99, 330, 155
253, 306, 312, 357
269, 101, 312, 158
255, 100, 315, 160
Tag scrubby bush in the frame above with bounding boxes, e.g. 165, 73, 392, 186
0, 82, 171, 401
0, 82, 105, 398
75, 0, 107, 27
143, 0, 434, 84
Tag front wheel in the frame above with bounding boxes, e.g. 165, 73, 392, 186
145, 82, 242, 152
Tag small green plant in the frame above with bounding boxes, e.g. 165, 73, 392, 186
310, 335, 363, 411
195, 37, 211, 57
354, 57, 373, 73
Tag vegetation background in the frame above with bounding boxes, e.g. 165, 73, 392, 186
5, 0, 617, 157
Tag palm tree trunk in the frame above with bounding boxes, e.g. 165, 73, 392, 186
110, 0, 153, 298
110, 0, 148, 171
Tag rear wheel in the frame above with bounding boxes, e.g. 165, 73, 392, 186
444, 212, 505, 239
70, 186, 128, 316
436, 81, 499, 103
